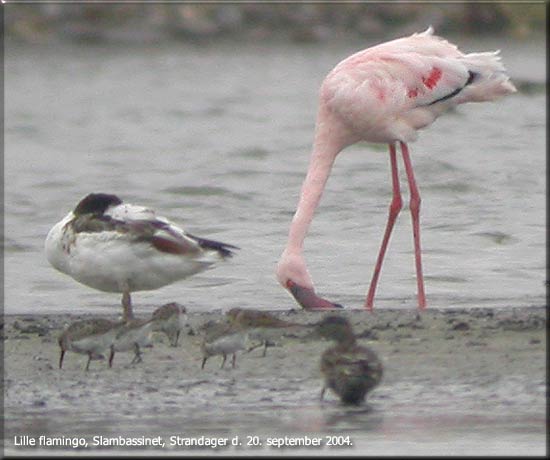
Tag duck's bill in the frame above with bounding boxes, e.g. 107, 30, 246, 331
287, 282, 344, 310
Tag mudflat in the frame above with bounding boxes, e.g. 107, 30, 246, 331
3, 306, 546, 456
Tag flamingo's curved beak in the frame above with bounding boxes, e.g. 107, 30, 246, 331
286, 280, 344, 310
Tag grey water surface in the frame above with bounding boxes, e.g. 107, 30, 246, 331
4, 37, 545, 315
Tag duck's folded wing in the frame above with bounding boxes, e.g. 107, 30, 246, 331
75, 203, 237, 258
131, 219, 203, 256
185, 233, 239, 258
322, 348, 380, 377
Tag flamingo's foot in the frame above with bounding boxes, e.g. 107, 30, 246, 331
287, 280, 344, 310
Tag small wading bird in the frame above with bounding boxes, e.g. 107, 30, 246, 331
226, 307, 310, 356
199, 319, 248, 369
108, 318, 154, 367
276, 27, 516, 310
58, 318, 119, 371
317, 315, 383, 405
151, 302, 188, 347
45, 193, 238, 321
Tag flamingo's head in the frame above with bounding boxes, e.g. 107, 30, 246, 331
277, 250, 344, 310
286, 279, 344, 310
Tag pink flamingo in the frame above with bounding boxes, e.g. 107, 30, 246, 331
276, 27, 516, 311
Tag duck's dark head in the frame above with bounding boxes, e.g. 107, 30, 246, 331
73, 193, 123, 216
225, 308, 244, 322
316, 315, 355, 343
164, 302, 187, 314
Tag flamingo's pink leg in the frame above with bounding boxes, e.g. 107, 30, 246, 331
365, 143, 402, 310
400, 142, 427, 309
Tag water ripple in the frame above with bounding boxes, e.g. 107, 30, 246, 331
471, 231, 517, 245
163, 185, 248, 200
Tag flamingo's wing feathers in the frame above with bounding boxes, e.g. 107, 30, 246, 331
324, 52, 471, 122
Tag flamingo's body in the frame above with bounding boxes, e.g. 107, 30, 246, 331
276, 27, 516, 310
45, 193, 238, 320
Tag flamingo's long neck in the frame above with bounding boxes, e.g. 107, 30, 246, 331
286, 106, 351, 254
287, 153, 334, 252
278, 105, 355, 308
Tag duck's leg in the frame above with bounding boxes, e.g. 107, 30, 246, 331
131, 343, 142, 364
109, 345, 115, 368
220, 353, 227, 369
400, 142, 427, 309
85, 352, 93, 372
201, 357, 208, 369
320, 386, 327, 401
231, 353, 237, 368
366, 142, 402, 310
172, 331, 180, 347
59, 349, 65, 369
121, 284, 134, 321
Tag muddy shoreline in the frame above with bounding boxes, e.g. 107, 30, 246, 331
2, 306, 546, 456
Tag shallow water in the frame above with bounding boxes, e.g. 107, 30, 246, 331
4, 37, 546, 316
3, 36, 546, 456
4, 305, 547, 457
5, 408, 546, 456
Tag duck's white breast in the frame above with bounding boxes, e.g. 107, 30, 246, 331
45, 214, 215, 293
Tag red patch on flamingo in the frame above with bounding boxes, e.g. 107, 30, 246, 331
408, 88, 418, 98
422, 67, 442, 89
